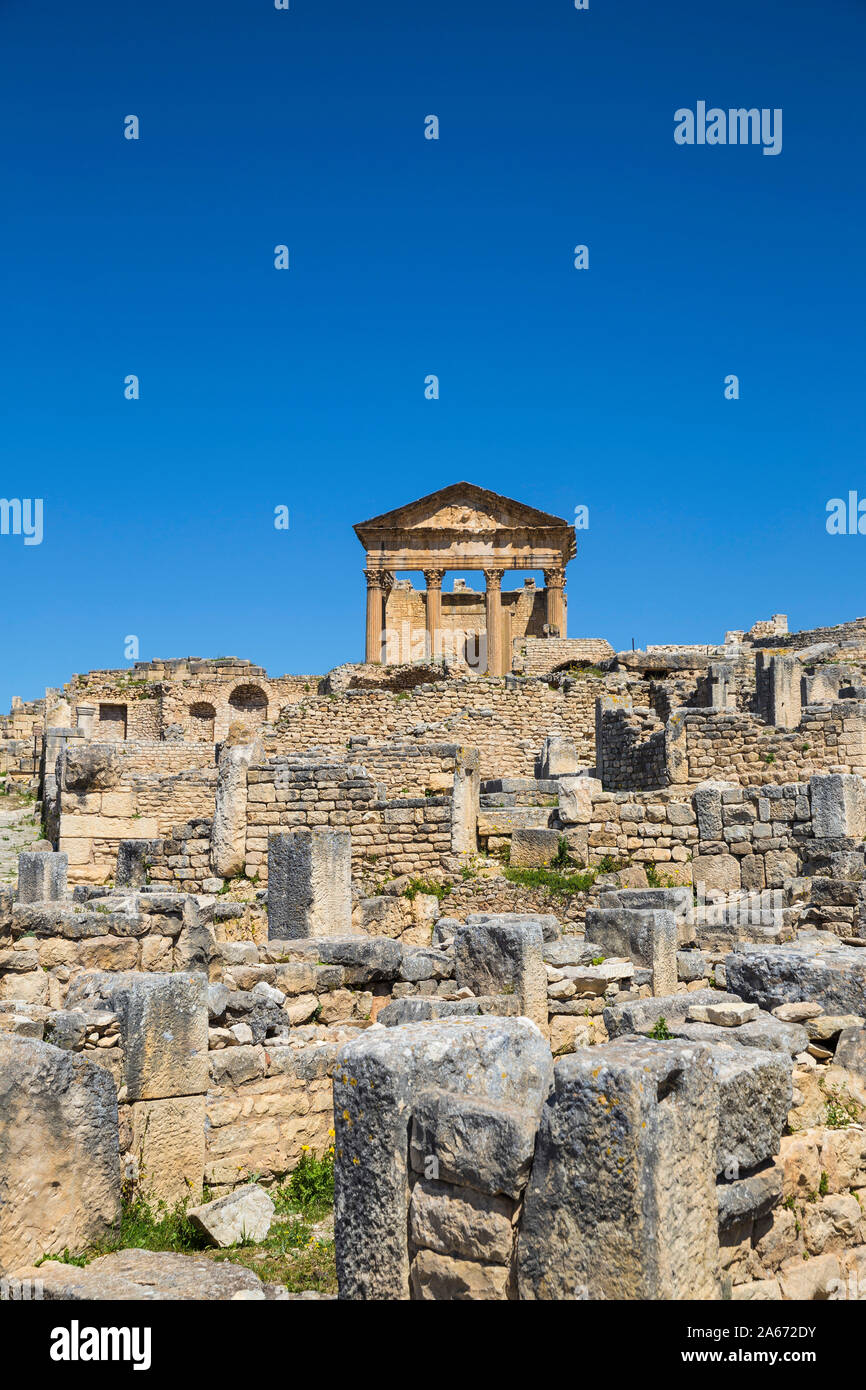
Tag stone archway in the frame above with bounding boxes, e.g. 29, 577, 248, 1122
228, 684, 268, 721
189, 701, 216, 741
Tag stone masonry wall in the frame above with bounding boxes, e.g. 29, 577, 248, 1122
271, 678, 598, 778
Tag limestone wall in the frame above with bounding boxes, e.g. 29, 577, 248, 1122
243, 759, 455, 882
678, 703, 866, 785
57, 743, 218, 884
271, 678, 598, 778
512, 636, 614, 676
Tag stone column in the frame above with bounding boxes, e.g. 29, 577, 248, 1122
769, 655, 802, 729
484, 569, 504, 677
423, 569, 445, 661
364, 568, 386, 664
543, 567, 566, 637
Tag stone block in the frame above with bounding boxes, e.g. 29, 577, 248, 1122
540, 736, 581, 778
517, 1039, 720, 1300
0, 1036, 121, 1271
68, 970, 209, 1101
332, 1017, 552, 1300
557, 776, 600, 825
584, 906, 677, 996
267, 828, 352, 939
116, 839, 158, 890
509, 828, 561, 868
409, 1087, 539, 1199
128, 1095, 206, 1205
709, 1045, 793, 1175
691, 854, 741, 894
603, 988, 731, 1040
725, 944, 866, 1018
810, 774, 866, 840
17, 852, 67, 904
717, 1165, 783, 1229
454, 917, 547, 1028
409, 1247, 509, 1300
408, 1178, 513, 1264
188, 1185, 274, 1247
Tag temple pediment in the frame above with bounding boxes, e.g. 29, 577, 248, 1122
355, 482, 574, 544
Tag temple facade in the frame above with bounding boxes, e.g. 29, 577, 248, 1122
353, 482, 577, 676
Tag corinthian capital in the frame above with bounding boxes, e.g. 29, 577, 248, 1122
484, 569, 503, 591
543, 567, 565, 589
423, 568, 445, 589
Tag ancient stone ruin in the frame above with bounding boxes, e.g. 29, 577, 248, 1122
4, 486, 866, 1301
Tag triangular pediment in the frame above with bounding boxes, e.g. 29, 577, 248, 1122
355, 483, 571, 538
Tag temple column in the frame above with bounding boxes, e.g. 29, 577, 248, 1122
364, 568, 386, 663
423, 569, 445, 660
484, 569, 504, 677
544, 566, 566, 637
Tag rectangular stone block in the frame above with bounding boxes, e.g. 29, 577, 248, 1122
455, 917, 548, 1028
409, 1178, 514, 1265
710, 1045, 793, 1176
0, 1036, 121, 1271
17, 852, 67, 904
115, 839, 158, 889
811, 774, 866, 839
69, 971, 209, 1101
725, 944, 866, 1018
332, 1018, 553, 1300
409, 1087, 539, 1199
584, 906, 677, 996
509, 828, 561, 869
540, 736, 581, 777
517, 1039, 720, 1300
557, 776, 601, 826
128, 1094, 206, 1205
267, 827, 351, 938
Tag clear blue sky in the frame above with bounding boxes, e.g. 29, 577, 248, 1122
1, 0, 864, 709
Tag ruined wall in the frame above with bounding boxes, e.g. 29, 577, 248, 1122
57, 744, 218, 884
271, 678, 598, 778
243, 759, 454, 882
512, 636, 615, 676
677, 703, 866, 785
597, 702, 668, 790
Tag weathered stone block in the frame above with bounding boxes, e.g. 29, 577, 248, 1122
116, 839, 157, 889
709, 1045, 792, 1175
810, 774, 866, 840
68, 970, 209, 1101
17, 852, 67, 904
409, 1178, 513, 1264
517, 1039, 720, 1300
409, 1247, 509, 1300
267, 827, 352, 939
188, 1184, 274, 1247
557, 776, 600, 825
409, 1087, 539, 1199
584, 906, 677, 996
0, 1036, 121, 1271
128, 1094, 206, 1204
332, 1018, 552, 1300
454, 917, 547, 1028
726, 944, 866, 1018
509, 828, 561, 868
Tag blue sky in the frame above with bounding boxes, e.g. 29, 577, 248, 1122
1, 0, 864, 708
